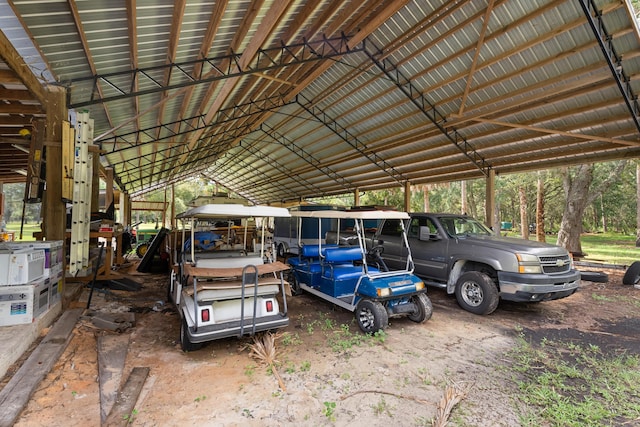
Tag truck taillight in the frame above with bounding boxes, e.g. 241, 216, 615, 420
266, 301, 273, 312
201, 309, 210, 322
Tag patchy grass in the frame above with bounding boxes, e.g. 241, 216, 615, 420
508, 333, 640, 426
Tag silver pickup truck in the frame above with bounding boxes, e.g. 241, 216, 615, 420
373, 213, 580, 315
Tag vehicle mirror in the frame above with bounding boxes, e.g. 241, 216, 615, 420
419, 226, 440, 241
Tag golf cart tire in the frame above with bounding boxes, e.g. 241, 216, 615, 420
408, 293, 433, 323
355, 299, 388, 334
277, 243, 288, 259
623, 261, 640, 285
288, 271, 303, 296
180, 317, 203, 352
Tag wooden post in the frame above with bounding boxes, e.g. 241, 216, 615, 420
486, 169, 496, 232
353, 187, 359, 207
44, 86, 66, 242
404, 182, 411, 213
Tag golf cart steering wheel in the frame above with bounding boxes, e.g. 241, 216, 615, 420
367, 245, 389, 272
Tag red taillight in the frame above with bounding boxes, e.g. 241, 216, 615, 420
201, 309, 210, 322
266, 301, 273, 312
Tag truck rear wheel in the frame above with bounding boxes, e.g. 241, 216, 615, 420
355, 300, 388, 333
455, 271, 499, 315
408, 293, 433, 323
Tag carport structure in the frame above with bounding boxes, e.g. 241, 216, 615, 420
1, 0, 640, 222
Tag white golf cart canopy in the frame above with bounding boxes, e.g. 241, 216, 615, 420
289, 209, 409, 220
177, 204, 291, 219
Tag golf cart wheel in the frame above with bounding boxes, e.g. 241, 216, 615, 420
355, 300, 388, 334
135, 242, 149, 258
288, 271, 303, 296
454, 271, 499, 315
408, 293, 433, 323
623, 261, 640, 285
180, 317, 202, 352
277, 243, 288, 259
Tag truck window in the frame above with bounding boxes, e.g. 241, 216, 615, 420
408, 217, 437, 238
380, 219, 402, 237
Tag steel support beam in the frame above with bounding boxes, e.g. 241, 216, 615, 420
362, 38, 490, 177
65, 34, 362, 109
577, 0, 640, 133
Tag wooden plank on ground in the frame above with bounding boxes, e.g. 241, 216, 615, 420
98, 334, 130, 423
0, 308, 83, 427
103, 367, 150, 427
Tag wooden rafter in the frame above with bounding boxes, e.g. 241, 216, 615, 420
457, 0, 495, 116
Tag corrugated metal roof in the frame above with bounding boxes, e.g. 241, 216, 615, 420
1, 0, 640, 203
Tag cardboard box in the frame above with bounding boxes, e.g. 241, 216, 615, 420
0, 279, 49, 326
47, 277, 62, 307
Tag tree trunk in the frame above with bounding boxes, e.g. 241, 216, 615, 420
519, 186, 529, 239
536, 174, 545, 242
557, 162, 627, 255
556, 165, 591, 255
636, 162, 640, 246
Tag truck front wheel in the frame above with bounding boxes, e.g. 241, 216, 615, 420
455, 271, 499, 315
355, 300, 388, 333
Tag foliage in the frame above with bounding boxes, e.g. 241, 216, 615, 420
509, 335, 640, 426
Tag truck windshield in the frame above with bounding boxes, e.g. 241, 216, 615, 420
438, 216, 492, 237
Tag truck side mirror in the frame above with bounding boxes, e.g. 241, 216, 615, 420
419, 226, 440, 241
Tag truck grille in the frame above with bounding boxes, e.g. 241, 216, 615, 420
539, 255, 572, 274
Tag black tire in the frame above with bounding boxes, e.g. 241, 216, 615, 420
623, 261, 640, 285
454, 271, 500, 315
277, 243, 287, 259
180, 316, 203, 352
579, 270, 609, 283
288, 271, 303, 296
407, 293, 433, 323
355, 299, 388, 334
135, 242, 149, 258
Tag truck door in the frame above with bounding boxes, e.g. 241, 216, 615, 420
406, 216, 448, 281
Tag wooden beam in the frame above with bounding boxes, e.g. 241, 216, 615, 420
457, 0, 495, 116
0, 29, 46, 105
472, 117, 640, 147
0, 309, 82, 427
103, 367, 150, 427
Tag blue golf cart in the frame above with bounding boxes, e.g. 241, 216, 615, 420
287, 209, 432, 333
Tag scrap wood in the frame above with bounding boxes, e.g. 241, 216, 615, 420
103, 367, 150, 427
0, 308, 83, 427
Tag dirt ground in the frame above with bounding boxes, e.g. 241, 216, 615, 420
3, 264, 640, 426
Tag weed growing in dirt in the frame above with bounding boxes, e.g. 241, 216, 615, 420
244, 364, 255, 378
323, 401, 336, 421
122, 408, 138, 424
509, 333, 640, 426
590, 292, 615, 302
280, 332, 302, 347
300, 360, 311, 372
371, 396, 394, 417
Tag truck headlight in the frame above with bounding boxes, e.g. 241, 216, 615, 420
516, 253, 542, 274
